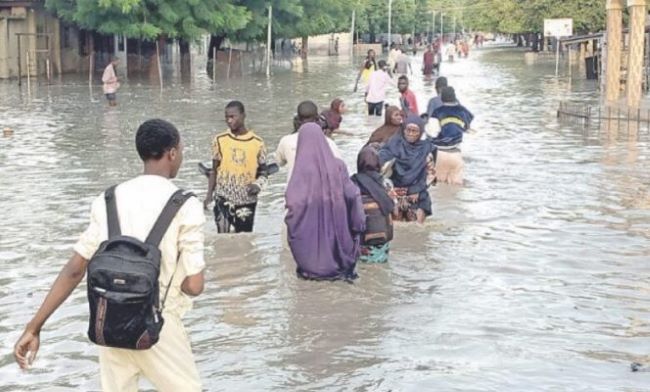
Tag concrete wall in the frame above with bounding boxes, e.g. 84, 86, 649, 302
303, 32, 352, 56
60, 24, 82, 73
0, 5, 63, 79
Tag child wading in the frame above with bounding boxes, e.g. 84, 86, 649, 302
204, 101, 268, 233
102, 58, 120, 106
352, 145, 395, 263
14, 119, 206, 391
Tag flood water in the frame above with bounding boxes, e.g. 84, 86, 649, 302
1, 48, 649, 391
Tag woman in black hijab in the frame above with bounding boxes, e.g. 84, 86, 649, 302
351, 145, 395, 263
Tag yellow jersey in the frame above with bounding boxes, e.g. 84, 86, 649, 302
211, 129, 267, 205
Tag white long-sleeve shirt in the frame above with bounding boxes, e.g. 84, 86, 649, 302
275, 132, 341, 182
365, 70, 395, 104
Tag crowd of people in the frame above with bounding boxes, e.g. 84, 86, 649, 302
195, 42, 474, 279
13, 39, 475, 391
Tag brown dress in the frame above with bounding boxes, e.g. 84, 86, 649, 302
367, 106, 402, 145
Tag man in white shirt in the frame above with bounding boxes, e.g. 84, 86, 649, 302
275, 101, 341, 182
14, 119, 206, 392
445, 42, 456, 62
393, 51, 412, 75
365, 60, 395, 116
387, 43, 400, 71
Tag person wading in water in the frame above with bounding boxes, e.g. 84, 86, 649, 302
204, 101, 269, 233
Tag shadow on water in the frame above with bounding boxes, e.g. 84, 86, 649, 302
1, 47, 649, 391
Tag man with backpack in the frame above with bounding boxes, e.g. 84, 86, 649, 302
13, 119, 206, 391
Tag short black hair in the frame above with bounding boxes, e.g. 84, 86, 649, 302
225, 100, 245, 114
135, 119, 180, 161
435, 77, 448, 93
440, 86, 457, 103
297, 100, 319, 121
398, 75, 409, 82
378, 60, 387, 68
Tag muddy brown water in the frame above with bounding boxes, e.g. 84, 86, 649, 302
1, 48, 649, 391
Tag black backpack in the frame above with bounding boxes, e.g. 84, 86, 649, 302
86, 185, 194, 350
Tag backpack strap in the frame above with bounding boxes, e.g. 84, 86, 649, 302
104, 185, 121, 238
145, 189, 195, 246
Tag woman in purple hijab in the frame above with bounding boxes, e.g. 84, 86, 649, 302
285, 123, 365, 281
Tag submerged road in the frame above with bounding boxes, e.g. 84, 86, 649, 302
0, 47, 649, 391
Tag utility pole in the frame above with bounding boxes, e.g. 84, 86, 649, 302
266, 4, 272, 77
388, 0, 392, 46
453, 16, 456, 39
350, 9, 356, 58
431, 11, 436, 42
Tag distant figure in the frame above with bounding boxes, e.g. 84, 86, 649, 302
445, 42, 455, 62
365, 60, 394, 117
461, 41, 470, 58
387, 43, 400, 71
321, 98, 347, 135
102, 58, 120, 106
423, 45, 435, 76
285, 123, 365, 281
434, 44, 443, 74
335, 37, 339, 55
430, 86, 474, 185
393, 50, 412, 75
367, 106, 403, 145
351, 145, 395, 264
354, 49, 377, 92
397, 76, 419, 116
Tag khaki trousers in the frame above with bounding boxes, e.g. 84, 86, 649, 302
98, 314, 201, 392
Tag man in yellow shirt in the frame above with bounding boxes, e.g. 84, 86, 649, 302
204, 101, 268, 233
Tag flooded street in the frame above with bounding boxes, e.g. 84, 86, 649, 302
1, 48, 649, 391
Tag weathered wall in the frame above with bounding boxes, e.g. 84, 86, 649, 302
59, 24, 82, 74
301, 32, 352, 56
0, 6, 63, 79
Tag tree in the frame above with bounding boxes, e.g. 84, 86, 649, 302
450, 0, 606, 35
287, 0, 354, 38
348, 0, 606, 48
45, 0, 251, 40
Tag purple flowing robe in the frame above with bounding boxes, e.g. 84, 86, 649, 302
285, 123, 365, 280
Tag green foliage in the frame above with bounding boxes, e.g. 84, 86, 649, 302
355, 0, 424, 35
217, 0, 303, 42
45, 0, 251, 40
45, 0, 608, 41
439, 0, 606, 34
351, 0, 607, 35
